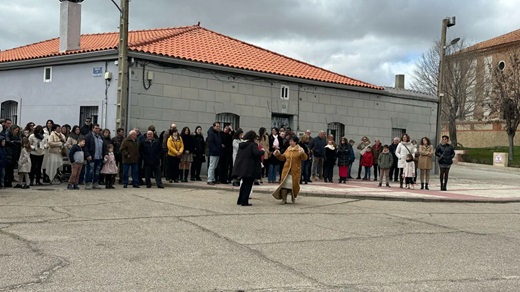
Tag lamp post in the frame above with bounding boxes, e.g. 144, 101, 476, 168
435, 16, 459, 174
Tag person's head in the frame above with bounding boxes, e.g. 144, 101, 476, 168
340, 137, 347, 145
182, 126, 191, 135
5, 119, 12, 129
107, 144, 114, 152
319, 131, 326, 139
383, 145, 389, 153
92, 124, 101, 135
102, 129, 111, 138
305, 129, 311, 136
212, 122, 221, 132
411, 139, 417, 145
0, 138, 5, 147
328, 134, 334, 141
327, 139, 334, 145
34, 125, 44, 135
393, 137, 400, 144
361, 136, 369, 142
289, 136, 299, 146
259, 127, 266, 137
51, 124, 61, 133
171, 129, 179, 137
21, 137, 31, 150
421, 137, 431, 146
300, 134, 309, 144
271, 127, 279, 136
77, 138, 85, 147
279, 126, 285, 133
223, 125, 231, 134
146, 130, 154, 140
280, 131, 286, 139
71, 125, 80, 135
116, 127, 124, 137
195, 126, 202, 135
374, 139, 380, 145
242, 130, 257, 142
349, 139, 355, 145
170, 123, 177, 130
133, 127, 141, 135
24, 122, 35, 132
233, 128, 244, 140
442, 135, 450, 143
401, 133, 410, 143
365, 146, 372, 153
84, 117, 91, 125
148, 125, 156, 133
45, 119, 54, 130
406, 153, 413, 161
128, 130, 137, 140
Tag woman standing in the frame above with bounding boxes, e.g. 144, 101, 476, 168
435, 135, 455, 191
167, 129, 184, 183
418, 137, 433, 190
337, 137, 350, 183
356, 136, 371, 179
232, 130, 264, 206
42, 119, 54, 183
231, 128, 244, 186
323, 140, 337, 183
191, 126, 206, 181
5, 125, 22, 187
258, 127, 270, 180
179, 127, 194, 182
22, 122, 35, 138
395, 133, 416, 188
47, 124, 66, 184
272, 136, 308, 204
299, 135, 311, 184
29, 125, 46, 186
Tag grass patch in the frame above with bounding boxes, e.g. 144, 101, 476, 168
462, 146, 520, 168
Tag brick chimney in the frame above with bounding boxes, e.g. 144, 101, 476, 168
59, 0, 82, 52
395, 74, 405, 90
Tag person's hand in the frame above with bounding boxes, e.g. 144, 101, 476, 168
185, 150, 190, 154
299, 147, 304, 154
273, 150, 280, 156
87, 156, 92, 161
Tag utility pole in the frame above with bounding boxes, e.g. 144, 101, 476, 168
116, 0, 129, 132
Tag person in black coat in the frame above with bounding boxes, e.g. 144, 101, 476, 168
232, 130, 264, 206
435, 135, 455, 191
5, 125, 22, 187
141, 130, 164, 188
191, 126, 206, 181
180, 126, 194, 182
267, 127, 283, 183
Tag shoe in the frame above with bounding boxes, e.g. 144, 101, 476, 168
420, 183, 424, 190
73, 185, 80, 190
232, 182, 240, 186
196, 177, 202, 181
22, 184, 30, 189
386, 184, 391, 187
214, 181, 221, 184
174, 179, 179, 183
36, 181, 43, 186
30, 182, 34, 186
92, 183, 101, 189
373, 178, 378, 181
132, 185, 140, 188
253, 181, 260, 186
304, 181, 308, 184
308, 180, 313, 183
207, 182, 215, 185
146, 185, 152, 188
356, 177, 361, 180
281, 199, 287, 205
425, 184, 429, 190
169, 180, 173, 183
67, 184, 74, 190
378, 183, 382, 187
123, 184, 128, 188
78, 182, 84, 185
14, 184, 22, 188
157, 185, 164, 189
291, 196, 295, 203
108, 186, 115, 189
85, 183, 92, 190
241, 203, 252, 206
190, 178, 196, 181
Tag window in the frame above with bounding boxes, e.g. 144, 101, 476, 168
216, 113, 239, 130
498, 60, 506, 71
271, 114, 291, 129
44, 67, 52, 82
327, 122, 345, 145
392, 128, 406, 140
79, 106, 99, 126
280, 85, 289, 100
1, 100, 18, 124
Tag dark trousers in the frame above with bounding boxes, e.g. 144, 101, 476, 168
440, 167, 450, 186
373, 164, 379, 180
218, 154, 230, 183
86, 159, 103, 184
145, 164, 163, 187
347, 161, 354, 178
389, 160, 399, 181
123, 163, 139, 186
301, 160, 311, 182
237, 177, 254, 206
5, 163, 15, 187
104, 174, 116, 187
323, 162, 334, 181
191, 155, 204, 179
356, 155, 363, 178
167, 156, 180, 181
30, 154, 44, 183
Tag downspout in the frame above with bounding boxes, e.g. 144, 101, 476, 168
297, 84, 301, 131
104, 61, 109, 129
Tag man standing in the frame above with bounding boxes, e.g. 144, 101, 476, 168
84, 124, 107, 190
310, 131, 326, 180
218, 125, 233, 184
111, 128, 125, 184
80, 117, 93, 136
142, 130, 164, 188
305, 129, 313, 181
389, 137, 400, 182
120, 130, 140, 188
206, 122, 222, 185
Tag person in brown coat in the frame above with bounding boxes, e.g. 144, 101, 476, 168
417, 137, 434, 190
272, 136, 308, 204
120, 130, 141, 188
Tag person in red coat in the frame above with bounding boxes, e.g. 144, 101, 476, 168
360, 146, 373, 181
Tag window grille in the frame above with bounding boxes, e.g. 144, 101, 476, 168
1, 100, 18, 124
79, 106, 99, 126
327, 122, 345, 145
216, 113, 240, 130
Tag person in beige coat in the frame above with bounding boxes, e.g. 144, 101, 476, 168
417, 137, 434, 190
272, 136, 308, 204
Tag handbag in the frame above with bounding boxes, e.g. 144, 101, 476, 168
61, 147, 68, 157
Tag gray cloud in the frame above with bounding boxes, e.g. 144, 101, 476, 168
2, 0, 520, 87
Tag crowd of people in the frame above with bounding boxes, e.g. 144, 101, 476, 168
0, 117, 455, 198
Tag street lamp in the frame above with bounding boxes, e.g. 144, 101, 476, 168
435, 16, 459, 174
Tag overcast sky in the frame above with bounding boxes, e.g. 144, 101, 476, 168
1, 0, 520, 87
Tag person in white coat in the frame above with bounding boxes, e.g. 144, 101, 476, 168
395, 133, 416, 188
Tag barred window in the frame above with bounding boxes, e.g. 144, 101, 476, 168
1, 100, 18, 124
216, 113, 240, 130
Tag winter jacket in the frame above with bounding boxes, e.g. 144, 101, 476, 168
361, 152, 374, 167
402, 160, 415, 178
395, 141, 416, 168
142, 138, 163, 167
5, 131, 21, 167
372, 143, 383, 165
378, 152, 394, 169
324, 144, 337, 166
101, 152, 118, 174
120, 137, 140, 164
272, 145, 308, 200
167, 136, 184, 157
17, 148, 31, 173
268, 134, 284, 164
84, 132, 107, 160
435, 142, 455, 168
181, 133, 194, 154
192, 133, 206, 157
418, 145, 434, 170
0, 137, 7, 168
68, 144, 85, 164
337, 144, 350, 167
47, 131, 66, 154
310, 136, 326, 157
232, 140, 264, 179
29, 133, 46, 156
207, 127, 222, 156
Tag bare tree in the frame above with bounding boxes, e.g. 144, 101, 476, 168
490, 50, 520, 160
411, 39, 484, 148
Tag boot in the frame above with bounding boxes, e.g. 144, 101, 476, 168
290, 191, 295, 203
67, 184, 73, 190
281, 189, 287, 204
183, 169, 189, 182
399, 179, 403, 189
73, 184, 80, 190
420, 183, 424, 190
425, 183, 429, 190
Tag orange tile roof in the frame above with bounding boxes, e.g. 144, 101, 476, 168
465, 28, 520, 52
0, 25, 382, 90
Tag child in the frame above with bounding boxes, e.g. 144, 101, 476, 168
101, 144, 118, 189
0, 137, 6, 189
360, 146, 373, 181
377, 145, 394, 187
403, 153, 416, 189
68, 138, 85, 190
17, 137, 32, 189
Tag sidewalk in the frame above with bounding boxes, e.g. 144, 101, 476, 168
171, 162, 520, 203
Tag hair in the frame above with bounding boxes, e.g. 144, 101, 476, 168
340, 136, 348, 144
24, 122, 35, 132
401, 133, 410, 142
148, 125, 156, 132
21, 137, 31, 150
45, 119, 54, 131
300, 134, 309, 144
365, 146, 372, 151
212, 121, 220, 127
259, 127, 266, 137
92, 123, 100, 129
5, 118, 12, 123
102, 129, 111, 137
181, 126, 191, 135
117, 127, 125, 133
33, 125, 44, 135
383, 144, 389, 149
442, 135, 450, 140
194, 125, 202, 135
107, 144, 114, 150
51, 124, 61, 132
349, 139, 355, 144
290, 136, 299, 144
233, 128, 244, 140
421, 137, 431, 146
77, 137, 85, 143
242, 130, 257, 142
271, 127, 279, 135
71, 125, 80, 133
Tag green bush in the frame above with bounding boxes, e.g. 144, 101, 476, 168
462, 146, 520, 167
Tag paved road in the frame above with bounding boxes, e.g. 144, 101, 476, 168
2, 179, 520, 291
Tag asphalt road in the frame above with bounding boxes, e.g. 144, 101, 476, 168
1, 184, 520, 291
